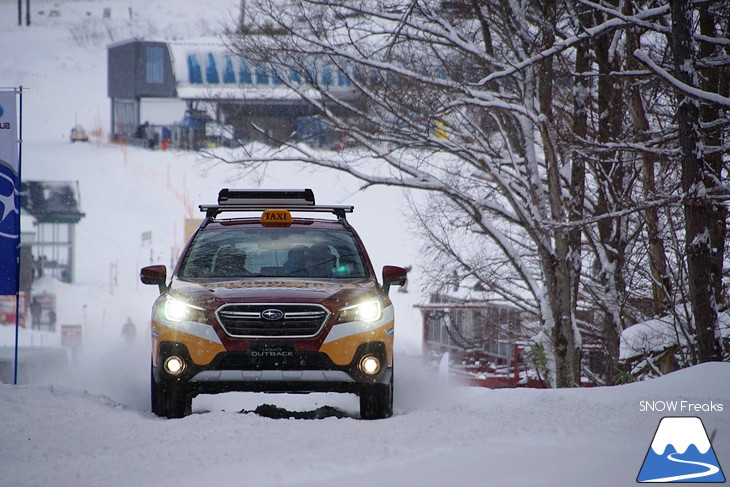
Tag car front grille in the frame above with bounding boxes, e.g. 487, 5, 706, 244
216, 304, 329, 337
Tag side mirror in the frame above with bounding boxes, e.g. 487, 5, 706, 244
140, 265, 168, 294
382, 265, 408, 295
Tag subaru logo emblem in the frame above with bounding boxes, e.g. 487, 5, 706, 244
261, 309, 284, 321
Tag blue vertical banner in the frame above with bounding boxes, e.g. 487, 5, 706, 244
0, 89, 20, 296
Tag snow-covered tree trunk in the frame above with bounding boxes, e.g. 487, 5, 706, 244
590, 7, 629, 382
670, 0, 722, 362
567, 2, 590, 382
624, 11, 672, 318
536, 0, 581, 387
697, 3, 728, 318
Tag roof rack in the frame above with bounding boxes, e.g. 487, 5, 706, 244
198, 189, 354, 222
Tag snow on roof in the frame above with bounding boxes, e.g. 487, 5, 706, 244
21, 181, 85, 222
175, 85, 320, 101
620, 311, 730, 361
619, 316, 678, 361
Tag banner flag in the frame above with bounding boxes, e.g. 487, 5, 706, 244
0, 90, 20, 296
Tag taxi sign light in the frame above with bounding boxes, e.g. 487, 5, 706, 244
261, 209, 293, 227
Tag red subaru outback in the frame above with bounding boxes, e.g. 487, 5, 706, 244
140, 189, 407, 419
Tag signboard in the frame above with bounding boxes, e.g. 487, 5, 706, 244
30, 291, 56, 330
184, 218, 202, 240
0, 293, 25, 326
61, 324, 83, 347
0, 90, 20, 296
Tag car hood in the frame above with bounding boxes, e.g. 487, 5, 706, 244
167, 276, 383, 310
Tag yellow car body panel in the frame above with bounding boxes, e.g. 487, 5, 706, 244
318, 320, 394, 366
152, 320, 225, 366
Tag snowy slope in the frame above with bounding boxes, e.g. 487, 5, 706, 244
1, 1, 729, 486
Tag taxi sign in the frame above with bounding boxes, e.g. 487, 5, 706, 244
261, 209, 293, 227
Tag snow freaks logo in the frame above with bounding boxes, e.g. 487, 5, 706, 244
637, 417, 726, 483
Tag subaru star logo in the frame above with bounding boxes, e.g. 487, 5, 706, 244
0, 171, 19, 228
261, 309, 284, 321
0, 104, 4, 118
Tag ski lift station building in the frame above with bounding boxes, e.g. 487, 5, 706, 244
107, 37, 357, 147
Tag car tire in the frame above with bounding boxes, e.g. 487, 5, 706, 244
359, 373, 393, 420
150, 364, 192, 419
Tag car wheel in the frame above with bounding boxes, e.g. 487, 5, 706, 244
150, 363, 192, 419
359, 373, 393, 420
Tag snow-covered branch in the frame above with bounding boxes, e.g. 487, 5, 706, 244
633, 49, 730, 108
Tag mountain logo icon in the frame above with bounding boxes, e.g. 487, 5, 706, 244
637, 416, 726, 483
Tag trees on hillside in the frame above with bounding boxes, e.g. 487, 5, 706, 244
218, 0, 729, 385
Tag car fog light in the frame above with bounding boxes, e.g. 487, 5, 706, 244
359, 355, 381, 375
164, 356, 185, 376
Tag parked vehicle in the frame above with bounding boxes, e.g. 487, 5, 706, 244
69, 125, 89, 142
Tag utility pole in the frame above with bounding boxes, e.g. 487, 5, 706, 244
18, 0, 30, 26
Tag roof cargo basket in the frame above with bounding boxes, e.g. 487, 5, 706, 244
218, 189, 315, 206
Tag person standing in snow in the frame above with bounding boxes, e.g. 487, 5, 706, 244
161, 126, 171, 151
121, 317, 136, 344
30, 297, 41, 329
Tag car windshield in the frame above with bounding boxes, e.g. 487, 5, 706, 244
178, 226, 369, 279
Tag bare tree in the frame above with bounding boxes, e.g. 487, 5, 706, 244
210, 0, 728, 384
220, 0, 602, 386
625, 0, 729, 362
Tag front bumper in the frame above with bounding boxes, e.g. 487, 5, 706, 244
155, 341, 391, 396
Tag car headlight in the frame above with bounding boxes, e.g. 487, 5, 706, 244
163, 297, 206, 323
337, 299, 382, 324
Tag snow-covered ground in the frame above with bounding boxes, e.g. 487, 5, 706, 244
1, 1, 728, 486
0, 360, 726, 487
